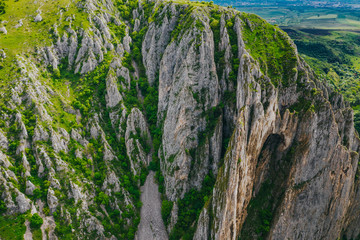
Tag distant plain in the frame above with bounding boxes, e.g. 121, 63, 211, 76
232, 4, 360, 132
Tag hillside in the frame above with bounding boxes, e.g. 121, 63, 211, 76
209, 0, 360, 133
0, 0, 359, 239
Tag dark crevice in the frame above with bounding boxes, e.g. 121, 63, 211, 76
239, 134, 296, 240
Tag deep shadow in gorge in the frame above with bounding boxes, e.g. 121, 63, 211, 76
240, 133, 295, 240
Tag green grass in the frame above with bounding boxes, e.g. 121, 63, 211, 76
240, 13, 297, 87
0, 0, 91, 90
286, 28, 360, 132
338, 18, 360, 28
0, 56, 19, 88
0, 215, 26, 240
350, 55, 360, 70
0, 0, 89, 57
307, 14, 338, 20
45, 94, 78, 131
32, 228, 42, 240
172, 0, 214, 8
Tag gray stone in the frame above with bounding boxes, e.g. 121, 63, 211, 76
15, 191, 31, 213
105, 69, 122, 108
0, 27, 7, 34
34, 14, 43, 22
47, 188, 59, 214
15, 19, 23, 28
25, 180, 36, 196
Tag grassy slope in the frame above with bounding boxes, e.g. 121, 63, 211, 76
0, 215, 26, 240
0, 0, 88, 55
0, 0, 89, 88
285, 28, 360, 131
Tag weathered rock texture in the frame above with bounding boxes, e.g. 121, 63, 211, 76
0, 0, 359, 239
136, 171, 168, 240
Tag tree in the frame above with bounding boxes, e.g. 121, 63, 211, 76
161, 200, 173, 225
96, 192, 109, 205
0, 1, 6, 15
30, 213, 43, 229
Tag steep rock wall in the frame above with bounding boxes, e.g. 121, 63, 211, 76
0, 0, 359, 239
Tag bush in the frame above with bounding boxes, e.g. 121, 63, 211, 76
0, 200, 6, 213
53, 68, 61, 79
43, 207, 50, 216
30, 213, 43, 229
33, 188, 42, 199
161, 200, 173, 225
96, 192, 109, 205
0, 1, 6, 15
140, 167, 149, 186
169, 172, 215, 240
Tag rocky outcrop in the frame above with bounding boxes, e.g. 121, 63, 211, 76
25, 180, 36, 195
106, 69, 123, 108
47, 188, 59, 214
158, 11, 222, 201
15, 191, 31, 213
125, 108, 151, 175
0, 130, 8, 150
34, 14, 42, 22
0, 26, 7, 34
142, 4, 178, 85
0, 0, 359, 240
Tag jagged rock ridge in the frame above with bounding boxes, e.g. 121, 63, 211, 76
0, 0, 359, 239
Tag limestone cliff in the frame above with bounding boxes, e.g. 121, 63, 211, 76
0, 0, 359, 239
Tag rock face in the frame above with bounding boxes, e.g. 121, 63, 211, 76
125, 108, 151, 175
158, 10, 222, 201
0, 0, 359, 239
34, 14, 42, 22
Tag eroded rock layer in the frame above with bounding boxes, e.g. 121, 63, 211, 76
0, 0, 359, 239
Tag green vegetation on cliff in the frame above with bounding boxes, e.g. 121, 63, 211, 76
0, 0, 358, 240
284, 28, 360, 132
0, 215, 26, 240
240, 13, 298, 87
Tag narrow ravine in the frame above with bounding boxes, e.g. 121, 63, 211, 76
136, 171, 168, 240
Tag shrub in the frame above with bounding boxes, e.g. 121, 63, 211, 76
30, 213, 43, 229
33, 188, 42, 199
0, 200, 6, 213
43, 207, 50, 216
169, 172, 215, 240
53, 68, 61, 79
161, 200, 173, 225
96, 192, 109, 205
